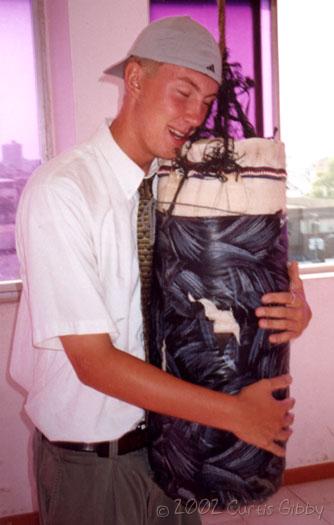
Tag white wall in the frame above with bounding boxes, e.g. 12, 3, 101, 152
45, 0, 149, 154
1, 0, 333, 517
0, 300, 35, 517
67, 0, 149, 144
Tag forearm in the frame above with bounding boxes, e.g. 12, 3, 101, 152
61, 332, 294, 456
61, 333, 238, 433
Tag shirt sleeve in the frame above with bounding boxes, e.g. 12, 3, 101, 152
16, 173, 119, 350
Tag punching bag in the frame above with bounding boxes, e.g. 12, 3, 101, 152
148, 137, 290, 509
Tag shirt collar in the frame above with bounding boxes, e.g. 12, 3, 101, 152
92, 119, 146, 200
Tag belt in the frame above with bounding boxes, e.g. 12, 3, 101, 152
42, 422, 148, 458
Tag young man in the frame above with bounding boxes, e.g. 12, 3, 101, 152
11, 16, 310, 525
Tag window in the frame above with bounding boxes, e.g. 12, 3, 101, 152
277, 0, 334, 267
0, 0, 49, 283
151, 0, 334, 270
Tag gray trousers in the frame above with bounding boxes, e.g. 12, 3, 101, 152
33, 430, 201, 525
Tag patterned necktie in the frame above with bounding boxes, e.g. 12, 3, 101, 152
137, 177, 154, 358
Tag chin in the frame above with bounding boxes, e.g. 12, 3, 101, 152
161, 146, 182, 160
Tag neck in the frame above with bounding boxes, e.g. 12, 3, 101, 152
110, 113, 153, 174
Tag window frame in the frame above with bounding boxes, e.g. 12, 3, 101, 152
1, 0, 332, 303
31, 0, 54, 163
0, 0, 53, 302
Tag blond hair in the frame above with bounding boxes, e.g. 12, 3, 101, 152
124, 55, 162, 77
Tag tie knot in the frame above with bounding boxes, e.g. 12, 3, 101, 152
138, 178, 153, 201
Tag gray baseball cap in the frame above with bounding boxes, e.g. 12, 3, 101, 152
103, 16, 222, 84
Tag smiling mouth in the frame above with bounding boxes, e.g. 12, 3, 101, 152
168, 127, 191, 142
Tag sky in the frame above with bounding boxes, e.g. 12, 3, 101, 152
0, 0, 40, 162
278, 0, 334, 192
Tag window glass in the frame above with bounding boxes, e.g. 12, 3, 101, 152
278, 0, 334, 265
0, 0, 41, 281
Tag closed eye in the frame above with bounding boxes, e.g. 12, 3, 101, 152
177, 89, 190, 98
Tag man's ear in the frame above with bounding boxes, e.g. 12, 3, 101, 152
124, 61, 144, 97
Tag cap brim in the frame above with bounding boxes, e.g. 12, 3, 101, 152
103, 59, 126, 78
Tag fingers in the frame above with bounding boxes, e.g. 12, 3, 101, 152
256, 302, 305, 342
257, 304, 303, 320
268, 330, 296, 344
256, 288, 307, 342
277, 428, 293, 442
265, 429, 292, 457
284, 412, 295, 427
258, 315, 299, 330
257, 317, 301, 343
264, 414, 294, 457
265, 398, 294, 457
259, 290, 303, 307
256, 306, 303, 335
267, 374, 293, 391
280, 396, 296, 411
255, 260, 311, 342
267, 442, 286, 457
260, 291, 290, 306
235, 376, 295, 457
258, 411, 294, 457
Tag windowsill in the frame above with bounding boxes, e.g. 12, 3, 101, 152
0, 280, 22, 304
299, 262, 334, 279
0, 263, 334, 305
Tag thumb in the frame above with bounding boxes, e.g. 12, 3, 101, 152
288, 260, 302, 289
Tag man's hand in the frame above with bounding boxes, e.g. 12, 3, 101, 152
232, 374, 295, 457
255, 260, 312, 344
61, 334, 294, 458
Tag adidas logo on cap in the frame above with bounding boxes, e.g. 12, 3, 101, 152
206, 64, 216, 73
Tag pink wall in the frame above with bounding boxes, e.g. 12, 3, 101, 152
287, 275, 334, 467
0, 301, 36, 516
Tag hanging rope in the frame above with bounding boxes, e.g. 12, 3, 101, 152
174, 0, 257, 183
217, 0, 226, 58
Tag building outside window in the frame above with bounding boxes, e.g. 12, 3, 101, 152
0, 0, 48, 283
277, 0, 334, 266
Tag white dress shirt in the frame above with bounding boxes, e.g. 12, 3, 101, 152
11, 120, 152, 442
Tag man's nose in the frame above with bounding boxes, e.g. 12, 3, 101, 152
185, 102, 207, 127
